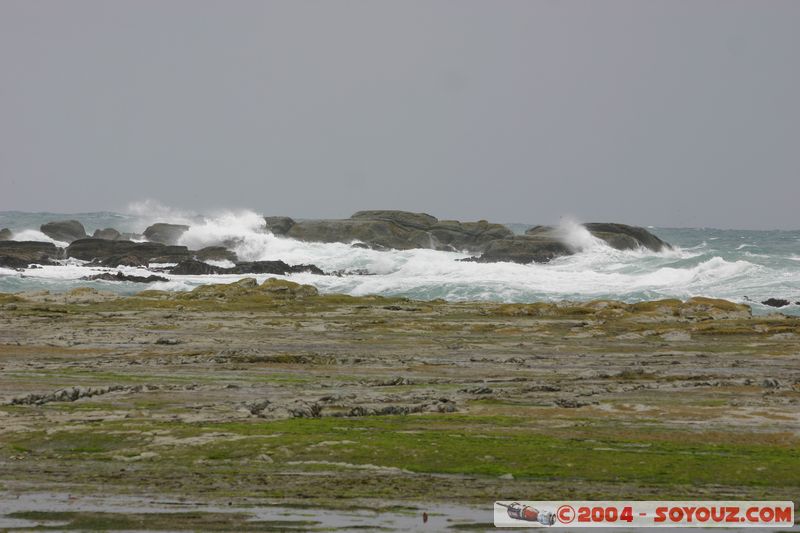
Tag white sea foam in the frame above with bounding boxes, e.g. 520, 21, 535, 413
553, 217, 607, 252
5, 209, 764, 305
2, 206, 799, 314
11, 229, 69, 247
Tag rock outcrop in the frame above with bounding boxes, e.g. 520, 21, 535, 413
92, 228, 122, 240
262, 211, 669, 264
0, 241, 62, 268
469, 237, 572, 264
169, 259, 324, 276
269, 210, 513, 252
169, 260, 220, 275
194, 246, 237, 263
582, 223, 669, 252
40, 220, 87, 243
143, 223, 189, 245
227, 261, 324, 275
67, 238, 191, 266
472, 222, 669, 263
0, 228, 12, 241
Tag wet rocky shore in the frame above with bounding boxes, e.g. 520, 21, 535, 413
0, 279, 798, 530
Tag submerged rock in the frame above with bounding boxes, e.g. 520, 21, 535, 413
83, 271, 169, 283
40, 219, 87, 243
169, 259, 324, 276
227, 261, 324, 275
469, 236, 571, 264
143, 223, 189, 245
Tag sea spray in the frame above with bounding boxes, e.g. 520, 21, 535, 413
0, 208, 798, 314
553, 216, 608, 252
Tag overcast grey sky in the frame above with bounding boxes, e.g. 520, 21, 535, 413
1, 1, 798, 229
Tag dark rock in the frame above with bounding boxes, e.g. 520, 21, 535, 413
583, 223, 670, 252
460, 386, 493, 394
261, 210, 671, 263
100, 255, 147, 268
0, 228, 12, 241
92, 228, 121, 240
525, 222, 669, 252
761, 298, 791, 308
40, 220, 87, 243
263, 216, 296, 236
228, 261, 325, 275
194, 246, 237, 263
330, 268, 374, 276
0, 256, 31, 269
67, 238, 191, 266
83, 271, 168, 283
143, 223, 189, 245
170, 260, 220, 275
467, 222, 671, 263
280, 210, 512, 252
428, 219, 514, 251
149, 255, 194, 264
554, 398, 590, 408
469, 236, 572, 264
155, 337, 182, 345
170, 259, 325, 276
0, 241, 61, 267
350, 210, 438, 230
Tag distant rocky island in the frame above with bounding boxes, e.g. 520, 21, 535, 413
0, 210, 670, 276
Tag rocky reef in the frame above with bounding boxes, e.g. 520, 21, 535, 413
169, 259, 324, 276
1, 211, 672, 275
264, 210, 670, 264
66, 239, 192, 267
266, 210, 514, 252
0, 280, 798, 527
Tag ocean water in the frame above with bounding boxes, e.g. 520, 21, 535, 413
1, 208, 798, 315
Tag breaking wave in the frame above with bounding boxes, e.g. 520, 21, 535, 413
1, 204, 798, 314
